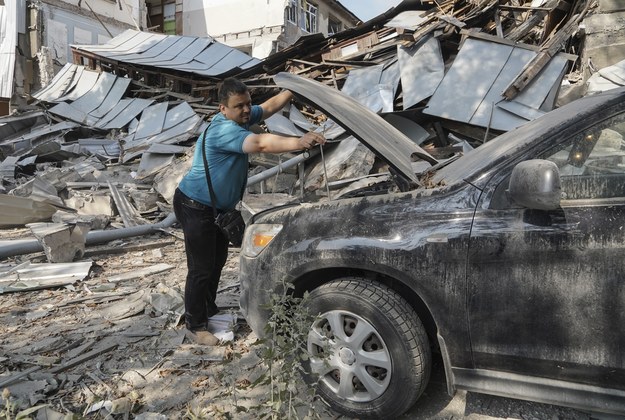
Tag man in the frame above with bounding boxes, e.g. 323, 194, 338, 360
173, 78, 326, 345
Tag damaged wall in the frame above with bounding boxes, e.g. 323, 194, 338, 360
7, 0, 146, 114
0, 0, 23, 115
182, 0, 358, 59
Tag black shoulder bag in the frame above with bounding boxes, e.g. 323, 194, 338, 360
201, 133, 246, 247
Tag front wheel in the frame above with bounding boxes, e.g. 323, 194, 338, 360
304, 278, 431, 419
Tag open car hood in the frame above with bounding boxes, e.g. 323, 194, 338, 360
274, 72, 438, 186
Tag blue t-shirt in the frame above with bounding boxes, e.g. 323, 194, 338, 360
178, 105, 263, 210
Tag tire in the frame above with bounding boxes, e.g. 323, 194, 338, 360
304, 277, 431, 419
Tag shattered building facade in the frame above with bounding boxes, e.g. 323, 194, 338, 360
0, 0, 357, 116
180, 0, 360, 58
0, 0, 146, 115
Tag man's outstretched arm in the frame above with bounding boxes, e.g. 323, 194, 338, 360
260, 90, 293, 120
243, 131, 325, 154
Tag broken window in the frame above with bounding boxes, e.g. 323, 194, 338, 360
328, 16, 342, 35
300, 1, 317, 33
286, 0, 298, 24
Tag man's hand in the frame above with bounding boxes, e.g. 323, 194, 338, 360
299, 131, 326, 150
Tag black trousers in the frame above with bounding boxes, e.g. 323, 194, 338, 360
173, 188, 229, 331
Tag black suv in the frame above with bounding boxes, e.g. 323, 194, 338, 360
239, 73, 625, 418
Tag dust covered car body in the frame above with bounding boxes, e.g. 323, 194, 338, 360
239, 73, 625, 418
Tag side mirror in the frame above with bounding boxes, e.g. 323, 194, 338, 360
508, 159, 561, 210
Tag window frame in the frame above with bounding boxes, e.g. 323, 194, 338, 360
300, 1, 317, 33
286, 0, 298, 24
328, 16, 342, 34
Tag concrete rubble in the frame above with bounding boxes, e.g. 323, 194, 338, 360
0, 0, 623, 417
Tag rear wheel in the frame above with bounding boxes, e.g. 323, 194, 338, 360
304, 277, 431, 419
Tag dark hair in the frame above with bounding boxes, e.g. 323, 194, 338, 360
218, 78, 249, 105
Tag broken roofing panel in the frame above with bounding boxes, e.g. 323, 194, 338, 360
89, 78, 132, 118
424, 36, 573, 132
133, 102, 168, 140
122, 102, 204, 162
264, 113, 304, 137
383, 114, 430, 146
0, 156, 18, 180
385, 10, 428, 31
72, 29, 261, 78
31, 63, 79, 102
341, 64, 395, 113
0, 261, 92, 293
98, 98, 154, 130
587, 58, 625, 94
0, 121, 80, 156
135, 149, 178, 180
132, 38, 213, 67
47, 83, 145, 129
69, 71, 119, 115
77, 138, 120, 160
0, 194, 58, 227
398, 35, 444, 110
56, 69, 100, 102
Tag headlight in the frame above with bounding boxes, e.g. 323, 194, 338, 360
242, 224, 283, 257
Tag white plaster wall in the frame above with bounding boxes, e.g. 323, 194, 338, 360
42, 3, 129, 63
182, 0, 286, 38
53, 0, 146, 28
0, 1, 17, 99
221, 31, 281, 59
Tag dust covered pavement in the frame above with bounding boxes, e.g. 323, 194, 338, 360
0, 232, 324, 419
0, 228, 596, 419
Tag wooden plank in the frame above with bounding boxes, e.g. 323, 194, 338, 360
502, 2, 590, 100
108, 263, 174, 283
49, 342, 118, 374
505, 0, 559, 42
0, 366, 41, 388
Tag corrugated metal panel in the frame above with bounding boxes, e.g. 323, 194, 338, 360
56, 69, 100, 102
423, 37, 570, 131
122, 102, 203, 162
48, 102, 90, 125
385, 10, 428, 31
112, 35, 178, 61
100, 98, 154, 129
0, 2, 17, 99
0, 121, 80, 156
71, 71, 118, 114
398, 35, 444, 110
341, 64, 394, 113
93, 98, 153, 130
47, 71, 133, 127
134, 102, 168, 139
31, 63, 78, 102
72, 29, 261, 78
139, 38, 213, 67
162, 102, 197, 130
89, 77, 132, 118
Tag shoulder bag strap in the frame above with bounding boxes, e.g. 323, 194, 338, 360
201, 132, 219, 220
201, 125, 247, 216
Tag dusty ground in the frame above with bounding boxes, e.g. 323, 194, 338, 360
0, 227, 605, 419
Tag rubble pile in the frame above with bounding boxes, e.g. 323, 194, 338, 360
0, 0, 624, 417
